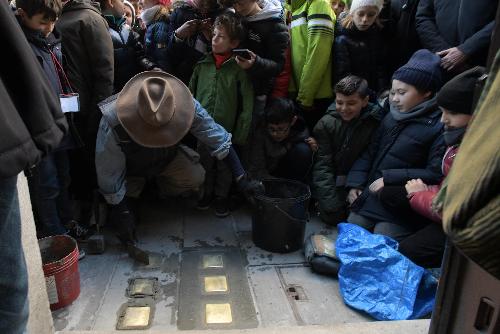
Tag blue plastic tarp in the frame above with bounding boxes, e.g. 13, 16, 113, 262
336, 223, 438, 320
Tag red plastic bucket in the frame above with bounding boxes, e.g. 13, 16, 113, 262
38, 235, 80, 310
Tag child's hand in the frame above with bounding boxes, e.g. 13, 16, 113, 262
347, 188, 362, 205
305, 137, 318, 152
199, 18, 213, 40
368, 177, 384, 193
235, 50, 256, 69
405, 179, 428, 195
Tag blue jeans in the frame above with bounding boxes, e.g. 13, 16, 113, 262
0, 175, 28, 334
28, 151, 72, 236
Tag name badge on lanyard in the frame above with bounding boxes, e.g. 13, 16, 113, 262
59, 93, 80, 113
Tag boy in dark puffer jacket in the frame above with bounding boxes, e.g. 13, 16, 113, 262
313, 75, 383, 225
346, 49, 445, 241
395, 67, 485, 268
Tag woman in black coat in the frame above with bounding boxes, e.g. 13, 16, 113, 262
345, 49, 446, 241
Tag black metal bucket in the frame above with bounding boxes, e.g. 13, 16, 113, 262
251, 178, 311, 253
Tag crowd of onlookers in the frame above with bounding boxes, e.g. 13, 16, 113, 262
7, 0, 498, 266
1, 0, 499, 332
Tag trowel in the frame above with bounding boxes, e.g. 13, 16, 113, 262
127, 243, 150, 265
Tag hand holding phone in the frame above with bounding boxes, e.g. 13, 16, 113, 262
232, 48, 252, 60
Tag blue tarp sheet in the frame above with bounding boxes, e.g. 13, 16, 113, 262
336, 223, 438, 320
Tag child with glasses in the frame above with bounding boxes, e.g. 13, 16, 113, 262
248, 97, 317, 183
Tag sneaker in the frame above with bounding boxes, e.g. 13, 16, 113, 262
214, 197, 230, 218
196, 195, 213, 210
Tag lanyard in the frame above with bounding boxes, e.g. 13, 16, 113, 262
49, 48, 74, 94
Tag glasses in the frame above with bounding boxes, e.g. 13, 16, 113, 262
267, 124, 291, 135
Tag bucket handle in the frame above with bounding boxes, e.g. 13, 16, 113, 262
272, 204, 310, 224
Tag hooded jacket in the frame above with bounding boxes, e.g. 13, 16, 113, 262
142, 5, 171, 72
241, 0, 288, 96
312, 102, 383, 222
189, 54, 254, 145
249, 116, 310, 180
289, 0, 335, 107
56, 0, 114, 116
104, 15, 156, 91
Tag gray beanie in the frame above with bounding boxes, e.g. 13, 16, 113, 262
349, 0, 384, 14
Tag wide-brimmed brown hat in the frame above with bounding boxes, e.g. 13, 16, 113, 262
116, 71, 195, 147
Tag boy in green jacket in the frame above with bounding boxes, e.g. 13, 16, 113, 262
190, 12, 254, 217
312, 75, 383, 224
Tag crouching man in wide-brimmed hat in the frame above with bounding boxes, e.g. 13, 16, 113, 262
96, 71, 261, 245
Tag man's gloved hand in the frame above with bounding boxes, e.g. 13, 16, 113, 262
237, 174, 265, 202
108, 198, 137, 246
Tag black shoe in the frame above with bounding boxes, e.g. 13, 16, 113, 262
196, 195, 213, 210
214, 197, 230, 218
66, 220, 93, 241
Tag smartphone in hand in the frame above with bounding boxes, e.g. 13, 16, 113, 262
232, 48, 252, 60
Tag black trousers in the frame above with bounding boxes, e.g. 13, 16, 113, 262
379, 186, 446, 268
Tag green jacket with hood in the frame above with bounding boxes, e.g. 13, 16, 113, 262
312, 101, 383, 224
289, 0, 335, 107
189, 55, 254, 145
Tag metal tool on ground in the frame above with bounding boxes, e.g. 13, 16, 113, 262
86, 195, 107, 254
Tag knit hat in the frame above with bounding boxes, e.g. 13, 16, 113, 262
437, 66, 486, 115
349, 0, 384, 14
123, 0, 135, 25
392, 49, 443, 93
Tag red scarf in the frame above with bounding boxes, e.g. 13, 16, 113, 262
213, 52, 232, 69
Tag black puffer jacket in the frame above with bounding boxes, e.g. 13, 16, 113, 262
241, 3, 288, 97
333, 12, 389, 93
1, 1, 66, 178
56, 0, 114, 113
346, 99, 445, 224
242, 17, 289, 96
105, 16, 156, 92
249, 117, 309, 180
